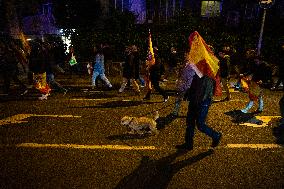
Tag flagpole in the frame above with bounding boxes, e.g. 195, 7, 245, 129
257, 8, 267, 56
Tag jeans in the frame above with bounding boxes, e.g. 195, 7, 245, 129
185, 98, 220, 147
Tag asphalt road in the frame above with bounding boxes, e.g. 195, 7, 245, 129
0, 74, 283, 189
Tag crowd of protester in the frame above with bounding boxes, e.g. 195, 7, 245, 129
0, 32, 283, 151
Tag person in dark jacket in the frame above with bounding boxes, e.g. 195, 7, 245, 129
271, 44, 284, 91
119, 45, 140, 93
0, 40, 28, 95
175, 73, 222, 151
143, 47, 169, 102
218, 50, 231, 101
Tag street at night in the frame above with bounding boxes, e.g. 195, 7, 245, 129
1, 0, 284, 188
0, 74, 283, 188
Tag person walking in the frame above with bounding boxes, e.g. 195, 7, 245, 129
28, 39, 51, 100
0, 40, 28, 95
171, 59, 195, 116
164, 46, 178, 81
45, 42, 67, 94
271, 43, 284, 91
218, 49, 231, 101
91, 45, 112, 89
240, 56, 266, 113
118, 45, 140, 93
143, 47, 169, 102
175, 72, 222, 151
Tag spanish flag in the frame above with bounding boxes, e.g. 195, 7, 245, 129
147, 29, 155, 66
186, 31, 222, 96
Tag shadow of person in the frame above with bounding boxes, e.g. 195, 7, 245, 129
272, 122, 284, 146
224, 110, 258, 124
114, 149, 214, 189
156, 113, 178, 130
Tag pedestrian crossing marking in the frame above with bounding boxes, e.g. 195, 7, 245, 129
0, 114, 81, 126
239, 116, 281, 127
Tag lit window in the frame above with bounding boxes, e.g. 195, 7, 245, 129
201, 1, 221, 17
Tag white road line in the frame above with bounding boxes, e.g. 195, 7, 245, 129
0, 143, 282, 150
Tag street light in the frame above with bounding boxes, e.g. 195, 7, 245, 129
257, 0, 275, 56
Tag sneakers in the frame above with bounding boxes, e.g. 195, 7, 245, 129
175, 143, 193, 151
63, 89, 68, 96
163, 96, 169, 102
20, 89, 28, 96
241, 109, 248, 113
224, 97, 230, 101
38, 94, 48, 100
118, 88, 124, 93
211, 133, 222, 148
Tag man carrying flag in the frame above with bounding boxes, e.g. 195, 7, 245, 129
176, 31, 222, 151
143, 30, 169, 102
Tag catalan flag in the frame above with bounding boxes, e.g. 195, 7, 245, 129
186, 31, 222, 96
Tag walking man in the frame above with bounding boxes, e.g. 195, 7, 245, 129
175, 72, 222, 151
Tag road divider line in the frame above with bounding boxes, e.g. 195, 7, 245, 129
226, 143, 283, 149
0, 143, 282, 150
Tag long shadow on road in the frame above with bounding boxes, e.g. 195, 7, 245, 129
224, 110, 263, 124
114, 149, 214, 189
68, 100, 158, 109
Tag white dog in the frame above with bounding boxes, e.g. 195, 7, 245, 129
121, 111, 159, 135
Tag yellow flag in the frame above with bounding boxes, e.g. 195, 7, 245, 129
148, 30, 155, 66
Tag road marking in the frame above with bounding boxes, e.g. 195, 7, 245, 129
239, 116, 281, 127
228, 89, 239, 93
15, 143, 157, 150
71, 98, 107, 101
0, 114, 81, 126
0, 143, 282, 150
226, 144, 283, 149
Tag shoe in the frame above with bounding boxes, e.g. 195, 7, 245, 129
118, 88, 124, 93
38, 94, 48, 100
20, 89, 28, 96
211, 133, 222, 148
255, 109, 263, 114
241, 109, 248, 113
163, 96, 169, 102
171, 111, 178, 117
175, 143, 193, 151
63, 89, 68, 96
224, 97, 230, 101
143, 96, 150, 100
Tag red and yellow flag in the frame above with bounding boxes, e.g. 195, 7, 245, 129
147, 30, 155, 66
187, 31, 219, 77
187, 31, 222, 96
